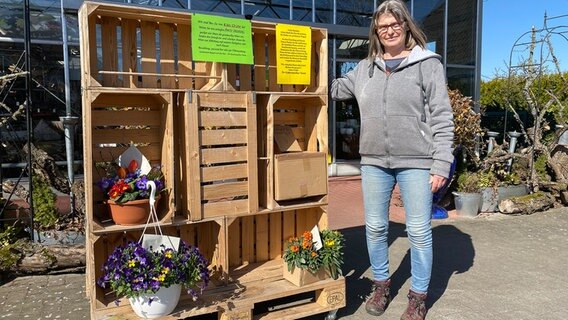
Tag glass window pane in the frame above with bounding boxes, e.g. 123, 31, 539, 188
447, 0, 476, 65
335, 36, 368, 60
413, 0, 445, 57
336, 1, 374, 27
335, 60, 361, 160
244, 0, 289, 20
29, 4, 62, 41
315, 0, 332, 24
0, 4, 24, 38
447, 67, 474, 97
293, 0, 312, 22
65, 13, 80, 43
191, 0, 241, 14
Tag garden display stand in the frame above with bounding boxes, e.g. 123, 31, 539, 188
79, 1, 344, 319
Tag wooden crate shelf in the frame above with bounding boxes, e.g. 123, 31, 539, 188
257, 93, 329, 210
176, 91, 259, 221
79, 1, 328, 93
80, 2, 335, 319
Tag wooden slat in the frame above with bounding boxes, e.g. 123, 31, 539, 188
202, 181, 248, 201
254, 33, 266, 91
91, 146, 161, 162
121, 19, 138, 88
255, 215, 269, 261
197, 92, 248, 109
186, 92, 203, 221
91, 110, 162, 126
159, 23, 175, 88
200, 111, 247, 127
269, 212, 282, 259
91, 128, 161, 145
282, 211, 295, 250
101, 17, 119, 86
228, 218, 241, 266
201, 163, 248, 182
241, 216, 254, 264
140, 21, 157, 88
177, 24, 193, 89
304, 101, 318, 151
295, 210, 307, 235
267, 33, 279, 92
194, 61, 208, 90
90, 91, 165, 108
316, 97, 329, 153
273, 111, 305, 125
201, 146, 248, 165
200, 129, 247, 146
179, 224, 197, 246
239, 64, 252, 91
245, 95, 259, 214
203, 199, 249, 218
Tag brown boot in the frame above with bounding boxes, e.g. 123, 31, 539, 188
365, 279, 391, 316
400, 290, 427, 320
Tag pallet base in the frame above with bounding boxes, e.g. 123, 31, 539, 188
93, 260, 345, 319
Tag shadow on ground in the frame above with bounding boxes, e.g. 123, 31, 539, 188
336, 222, 475, 318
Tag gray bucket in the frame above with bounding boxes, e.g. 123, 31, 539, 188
453, 192, 482, 217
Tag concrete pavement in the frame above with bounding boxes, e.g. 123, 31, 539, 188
1, 176, 567, 319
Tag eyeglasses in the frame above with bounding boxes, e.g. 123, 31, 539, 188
377, 22, 404, 34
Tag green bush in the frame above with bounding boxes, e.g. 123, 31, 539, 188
32, 176, 58, 229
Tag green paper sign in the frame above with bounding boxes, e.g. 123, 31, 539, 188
191, 14, 253, 65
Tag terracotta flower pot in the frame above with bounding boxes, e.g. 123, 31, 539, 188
108, 196, 160, 226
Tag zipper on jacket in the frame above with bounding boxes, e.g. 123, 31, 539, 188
383, 73, 391, 167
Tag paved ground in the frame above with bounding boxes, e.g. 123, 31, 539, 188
1, 176, 567, 319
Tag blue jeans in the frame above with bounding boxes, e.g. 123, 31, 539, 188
361, 165, 433, 294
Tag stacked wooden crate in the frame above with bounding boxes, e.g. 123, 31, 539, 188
79, 1, 342, 319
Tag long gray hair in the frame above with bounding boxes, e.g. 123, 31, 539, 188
367, 0, 426, 60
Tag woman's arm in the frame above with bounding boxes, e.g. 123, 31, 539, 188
424, 59, 455, 179
330, 63, 359, 101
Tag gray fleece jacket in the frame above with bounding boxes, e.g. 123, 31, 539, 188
331, 46, 454, 178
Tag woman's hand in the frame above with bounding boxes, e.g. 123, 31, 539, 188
430, 174, 447, 193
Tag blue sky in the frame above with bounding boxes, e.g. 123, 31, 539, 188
481, 0, 568, 80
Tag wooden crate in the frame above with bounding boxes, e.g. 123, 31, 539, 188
82, 89, 175, 232
78, 1, 327, 93
176, 91, 258, 221
257, 93, 329, 210
89, 221, 225, 319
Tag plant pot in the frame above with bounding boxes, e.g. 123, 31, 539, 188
128, 284, 181, 319
282, 262, 328, 286
108, 196, 160, 226
498, 185, 529, 202
480, 187, 498, 213
453, 192, 481, 217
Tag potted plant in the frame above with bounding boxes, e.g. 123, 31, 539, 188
98, 159, 165, 225
282, 229, 344, 286
452, 171, 483, 217
96, 240, 210, 318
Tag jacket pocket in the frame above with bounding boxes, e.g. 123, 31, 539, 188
359, 117, 387, 156
387, 115, 432, 156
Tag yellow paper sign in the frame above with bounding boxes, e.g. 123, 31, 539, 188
276, 24, 311, 85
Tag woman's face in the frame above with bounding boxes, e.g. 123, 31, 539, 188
376, 13, 406, 53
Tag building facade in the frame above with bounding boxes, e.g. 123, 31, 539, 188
0, 0, 482, 177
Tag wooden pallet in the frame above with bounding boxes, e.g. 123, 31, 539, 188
93, 260, 345, 320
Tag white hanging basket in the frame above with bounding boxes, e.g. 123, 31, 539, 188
128, 284, 182, 319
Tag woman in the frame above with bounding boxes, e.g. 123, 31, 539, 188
331, 1, 454, 319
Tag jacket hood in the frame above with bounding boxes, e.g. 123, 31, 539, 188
370, 46, 441, 77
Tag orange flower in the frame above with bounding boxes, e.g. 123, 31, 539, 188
311, 251, 317, 258
291, 245, 299, 253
